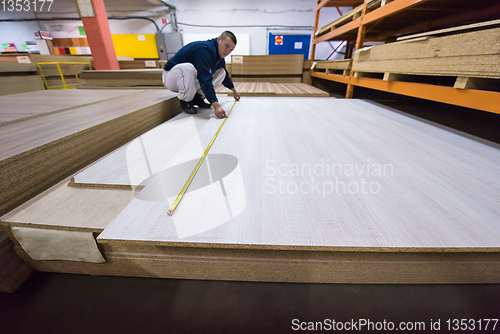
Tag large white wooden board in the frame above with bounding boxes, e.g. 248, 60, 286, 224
95, 97, 500, 249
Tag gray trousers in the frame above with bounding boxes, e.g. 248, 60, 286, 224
162, 63, 226, 102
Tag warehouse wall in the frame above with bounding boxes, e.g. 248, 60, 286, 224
0, 0, 347, 60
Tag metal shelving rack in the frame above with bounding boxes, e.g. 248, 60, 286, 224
310, 0, 500, 114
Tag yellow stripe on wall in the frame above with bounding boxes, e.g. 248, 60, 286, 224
111, 34, 159, 59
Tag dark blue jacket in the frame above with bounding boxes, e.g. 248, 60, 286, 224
164, 38, 234, 104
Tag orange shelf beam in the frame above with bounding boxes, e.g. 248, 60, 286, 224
362, 0, 430, 26
311, 72, 500, 114
311, 71, 351, 84
317, 0, 331, 11
317, 0, 364, 10
313, 0, 430, 44
314, 18, 360, 44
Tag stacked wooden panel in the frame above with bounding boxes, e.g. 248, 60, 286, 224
0, 63, 45, 96
0, 230, 33, 292
0, 89, 181, 291
352, 27, 500, 80
118, 60, 160, 70
0, 89, 181, 217
216, 82, 329, 97
79, 69, 163, 88
2, 97, 500, 284
230, 55, 304, 83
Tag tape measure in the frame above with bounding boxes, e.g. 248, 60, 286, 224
167, 100, 238, 216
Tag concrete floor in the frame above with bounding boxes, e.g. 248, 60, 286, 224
1, 272, 500, 333
2, 91, 500, 333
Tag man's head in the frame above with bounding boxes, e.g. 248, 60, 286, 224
217, 31, 237, 58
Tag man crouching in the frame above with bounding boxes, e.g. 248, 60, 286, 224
162, 30, 241, 118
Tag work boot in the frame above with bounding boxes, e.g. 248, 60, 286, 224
180, 100, 197, 114
192, 93, 211, 108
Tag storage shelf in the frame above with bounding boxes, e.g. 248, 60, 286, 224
310, 0, 500, 113
314, 0, 499, 42
312, 71, 500, 114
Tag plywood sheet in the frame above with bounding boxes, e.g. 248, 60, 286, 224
0, 63, 37, 73
313, 60, 352, 71
97, 97, 500, 251
0, 89, 137, 126
216, 82, 329, 97
231, 55, 304, 75
71, 106, 225, 188
2, 177, 134, 231
0, 90, 174, 161
0, 89, 180, 216
0, 76, 45, 97
0, 229, 32, 292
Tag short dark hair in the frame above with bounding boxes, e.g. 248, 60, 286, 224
220, 31, 237, 45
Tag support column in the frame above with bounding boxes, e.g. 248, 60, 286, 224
79, 0, 119, 70
345, 0, 368, 98
309, 2, 321, 85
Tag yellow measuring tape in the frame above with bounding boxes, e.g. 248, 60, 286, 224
167, 100, 238, 216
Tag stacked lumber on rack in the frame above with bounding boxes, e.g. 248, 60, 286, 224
0, 63, 45, 96
352, 27, 500, 84
230, 55, 304, 83
0, 89, 181, 217
79, 69, 163, 88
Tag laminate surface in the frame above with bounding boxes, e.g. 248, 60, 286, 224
96, 97, 500, 250
0, 88, 180, 216
71, 105, 225, 188
0, 89, 138, 126
2, 176, 134, 231
215, 82, 329, 97
0, 90, 175, 162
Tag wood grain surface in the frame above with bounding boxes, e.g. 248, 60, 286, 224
216, 82, 329, 97
4, 96, 500, 283
95, 97, 500, 251
0, 89, 180, 216
0, 89, 135, 126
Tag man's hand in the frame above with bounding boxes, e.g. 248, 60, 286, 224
212, 101, 227, 118
232, 88, 241, 101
